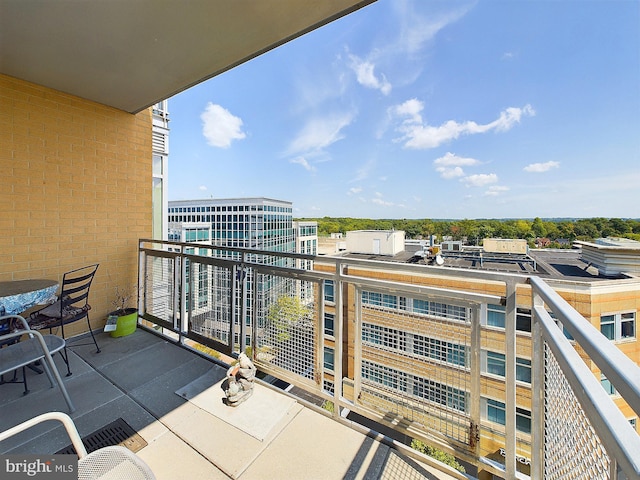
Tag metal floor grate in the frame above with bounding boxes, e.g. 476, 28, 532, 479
56, 418, 147, 455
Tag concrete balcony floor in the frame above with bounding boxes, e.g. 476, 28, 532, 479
1, 328, 462, 480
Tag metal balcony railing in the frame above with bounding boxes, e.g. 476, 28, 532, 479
138, 239, 640, 479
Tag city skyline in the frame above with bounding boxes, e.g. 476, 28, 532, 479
168, 0, 640, 220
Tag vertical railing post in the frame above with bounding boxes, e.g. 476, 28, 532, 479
231, 264, 238, 353
178, 248, 187, 341
251, 266, 259, 358
237, 251, 248, 355
531, 285, 545, 479
333, 261, 344, 418
138, 241, 145, 319
469, 304, 481, 453
505, 279, 517, 479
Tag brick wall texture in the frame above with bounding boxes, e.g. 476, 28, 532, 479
0, 74, 153, 333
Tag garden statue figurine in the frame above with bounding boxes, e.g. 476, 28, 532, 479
224, 352, 257, 406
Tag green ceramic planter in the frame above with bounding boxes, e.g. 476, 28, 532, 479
109, 308, 138, 337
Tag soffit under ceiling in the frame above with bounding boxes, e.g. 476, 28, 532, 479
0, 0, 374, 113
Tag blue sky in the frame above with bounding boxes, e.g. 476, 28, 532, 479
168, 0, 640, 220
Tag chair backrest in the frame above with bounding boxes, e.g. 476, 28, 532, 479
61, 264, 99, 311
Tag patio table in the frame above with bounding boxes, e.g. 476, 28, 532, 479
0, 279, 59, 317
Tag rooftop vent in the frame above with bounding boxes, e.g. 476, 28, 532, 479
577, 237, 640, 277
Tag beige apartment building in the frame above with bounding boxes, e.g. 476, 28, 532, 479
317, 234, 640, 478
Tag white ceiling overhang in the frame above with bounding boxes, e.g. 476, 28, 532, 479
0, 0, 375, 113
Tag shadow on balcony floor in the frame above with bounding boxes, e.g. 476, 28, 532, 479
0, 328, 463, 480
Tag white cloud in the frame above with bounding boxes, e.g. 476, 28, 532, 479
433, 152, 481, 179
433, 152, 481, 167
286, 112, 355, 156
198, 185, 207, 191
438, 166, 465, 179
290, 156, 316, 172
350, 158, 376, 183
348, 54, 392, 95
372, 197, 394, 207
389, 98, 423, 124
200, 102, 246, 148
392, 3, 472, 56
391, 103, 535, 149
433, 152, 480, 180
524, 161, 560, 173
348, 187, 363, 195
484, 185, 510, 196
462, 173, 499, 187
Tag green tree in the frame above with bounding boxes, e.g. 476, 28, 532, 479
267, 296, 312, 342
410, 439, 465, 473
531, 217, 547, 238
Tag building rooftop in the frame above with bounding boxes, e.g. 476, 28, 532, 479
0, 328, 463, 480
340, 245, 632, 282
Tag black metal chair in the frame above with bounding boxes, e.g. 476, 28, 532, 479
29, 264, 100, 376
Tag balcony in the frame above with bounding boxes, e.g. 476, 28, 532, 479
2, 239, 640, 479
1, 327, 463, 479
132, 239, 640, 479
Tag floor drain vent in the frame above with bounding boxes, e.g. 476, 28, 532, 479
56, 418, 147, 455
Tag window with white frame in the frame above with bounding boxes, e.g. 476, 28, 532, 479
361, 292, 468, 322
323, 347, 334, 372
324, 280, 334, 303
362, 323, 405, 350
482, 351, 531, 384
600, 312, 636, 341
487, 304, 506, 328
484, 398, 531, 434
516, 308, 532, 333
324, 312, 334, 337
413, 334, 467, 367
361, 360, 466, 412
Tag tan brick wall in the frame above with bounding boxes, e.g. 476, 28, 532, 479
0, 74, 153, 334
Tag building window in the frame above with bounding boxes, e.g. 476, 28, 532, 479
516, 357, 532, 384
413, 335, 467, 367
361, 360, 407, 391
412, 377, 467, 412
324, 312, 334, 337
516, 308, 532, 333
487, 399, 506, 426
362, 323, 405, 351
324, 280, 334, 303
362, 291, 397, 309
516, 407, 532, 434
482, 351, 531, 384
600, 312, 636, 341
601, 375, 617, 395
486, 351, 506, 377
487, 304, 506, 328
323, 380, 334, 395
485, 399, 531, 434
323, 347, 334, 372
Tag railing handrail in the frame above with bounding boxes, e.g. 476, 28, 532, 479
140, 239, 640, 479
533, 303, 640, 478
530, 276, 640, 418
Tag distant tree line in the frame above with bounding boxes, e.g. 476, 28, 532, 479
296, 217, 640, 247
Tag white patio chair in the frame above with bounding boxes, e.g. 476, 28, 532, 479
0, 411, 155, 480
0, 314, 74, 412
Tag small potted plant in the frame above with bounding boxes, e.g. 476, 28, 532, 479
105, 283, 138, 337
